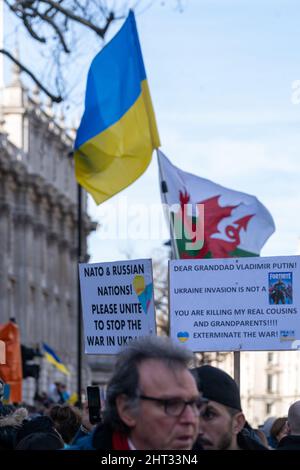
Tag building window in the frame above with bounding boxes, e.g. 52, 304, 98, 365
267, 374, 273, 393
267, 352, 274, 364
266, 402, 273, 415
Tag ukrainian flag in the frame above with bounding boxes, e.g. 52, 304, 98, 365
74, 11, 160, 205
43, 343, 70, 376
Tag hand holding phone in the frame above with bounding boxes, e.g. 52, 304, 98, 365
87, 386, 102, 425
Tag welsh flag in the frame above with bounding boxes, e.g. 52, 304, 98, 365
157, 150, 275, 259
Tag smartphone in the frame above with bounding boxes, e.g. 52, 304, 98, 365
87, 386, 102, 424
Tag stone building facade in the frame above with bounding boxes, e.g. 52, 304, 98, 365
209, 349, 300, 427
0, 68, 94, 401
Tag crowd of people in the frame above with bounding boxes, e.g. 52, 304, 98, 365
1, 335, 300, 451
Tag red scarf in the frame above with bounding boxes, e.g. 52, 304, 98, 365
112, 431, 130, 450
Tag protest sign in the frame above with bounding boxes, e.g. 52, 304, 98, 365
169, 256, 300, 351
79, 259, 156, 354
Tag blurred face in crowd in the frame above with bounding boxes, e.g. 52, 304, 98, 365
117, 359, 202, 450
197, 400, 245, 450
276, 421, 288, 442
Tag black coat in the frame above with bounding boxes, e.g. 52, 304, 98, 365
237, 429, 268, 450
193, 429, 268, 451
276, 435, 300, 450
68, 422, 115, 450
92, 422, 114, 450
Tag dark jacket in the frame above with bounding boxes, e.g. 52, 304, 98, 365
67, 422, 129, 450
193, 429, 268, 451
276, 435, 300, 450
92, 422, 115, 450
67, 422, 113, 450
237, 429, 268, 450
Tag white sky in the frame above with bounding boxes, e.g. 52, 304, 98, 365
4, 0, 300, 262
89, 0, 300, 262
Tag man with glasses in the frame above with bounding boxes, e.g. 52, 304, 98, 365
70, 336, 205, 450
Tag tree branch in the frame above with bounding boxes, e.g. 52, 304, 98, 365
37, 11, 70, 52
22, 13, 47, 43
2, 0, 173, 105
0, 49, 63, 103
39, 0, 115, 38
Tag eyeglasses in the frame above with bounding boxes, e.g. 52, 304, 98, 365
139, 395, 208, 417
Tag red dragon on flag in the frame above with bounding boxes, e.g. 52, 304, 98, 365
173, 190, 254, 259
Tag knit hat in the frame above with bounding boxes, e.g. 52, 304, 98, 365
15, 431, 64, 450
191, 365, 242, 411
14, 415, 56, 447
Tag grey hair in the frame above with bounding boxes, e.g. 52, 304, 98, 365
103, 335, 193, 433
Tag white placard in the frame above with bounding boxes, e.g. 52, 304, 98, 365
79, 259, 156, 354
169, 256, 300, 351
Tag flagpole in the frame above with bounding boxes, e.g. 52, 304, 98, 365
156, 149, 179, 260
233, 351, 240, 389
157, 149, 179, 338
77, 183, 82, 407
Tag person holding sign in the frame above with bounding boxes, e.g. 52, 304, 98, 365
70, 336, 205, 450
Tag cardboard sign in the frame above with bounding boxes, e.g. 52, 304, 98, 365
79, 259, 156, 354
169, 256, 300, 351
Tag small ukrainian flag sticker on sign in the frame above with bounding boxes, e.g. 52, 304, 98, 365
177, 332, 190, 343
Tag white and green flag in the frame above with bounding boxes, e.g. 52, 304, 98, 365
158, 150, 275, 259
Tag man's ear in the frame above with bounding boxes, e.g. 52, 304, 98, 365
232, 412, 246, 435
116, 394, 137, 428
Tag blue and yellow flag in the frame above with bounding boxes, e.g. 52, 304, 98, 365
43, 343, 70, 376
74, 11, 160, 204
